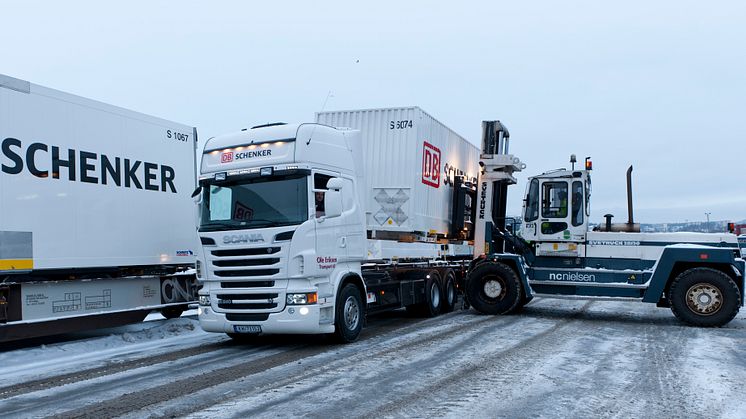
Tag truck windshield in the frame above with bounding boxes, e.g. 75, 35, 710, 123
199, 174, 308, 231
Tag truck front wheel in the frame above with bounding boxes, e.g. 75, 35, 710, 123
334, 283, 364, 343
668, 267, 741, 327
466, 262, 521, 315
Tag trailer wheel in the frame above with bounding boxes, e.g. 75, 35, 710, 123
160, 305, 186, 319
668, 267, 740, 327
334, 283, 364, 343
422, 273, 442, 317
466, 262, 521, 315
441, 270, 458, 313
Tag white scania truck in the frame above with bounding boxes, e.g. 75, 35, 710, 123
0, 74, 199, 342
196, 107, 481, 342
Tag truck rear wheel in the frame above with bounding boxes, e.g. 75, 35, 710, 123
334, 283, 364, 343
441, 269, 458, 313
422, 273, 442, 317
466, 262, 521, 315
406, 271, 442, 317
668, 267, 740, 327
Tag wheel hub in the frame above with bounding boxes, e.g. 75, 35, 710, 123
484, 279, 503, 299
343, 296, 360, 330
430, 283, 440, 307
686, 283, 722, 315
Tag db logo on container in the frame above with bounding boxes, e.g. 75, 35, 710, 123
221, 152, 234, 163
422, 141, 440, 188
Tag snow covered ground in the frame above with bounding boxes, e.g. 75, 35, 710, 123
2, 298, 746, 418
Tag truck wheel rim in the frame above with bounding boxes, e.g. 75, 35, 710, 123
430, 283, 440, 307
483, 277, 504, 299
446, 282, 455, 305
344, 296, 360, 330
686, 283, 722, 315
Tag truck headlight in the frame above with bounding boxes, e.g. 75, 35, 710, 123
199, 295, 211, 306
286, 292, 318, 305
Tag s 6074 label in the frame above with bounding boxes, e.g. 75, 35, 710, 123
389, 120, 413, 129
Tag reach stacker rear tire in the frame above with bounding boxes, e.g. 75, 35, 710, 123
334, 283, 364, 343
466, 262, 521, 315
668, 267, 740, 327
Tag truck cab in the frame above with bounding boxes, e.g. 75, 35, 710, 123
520, 167, 590, 254
196, 123, 368, 341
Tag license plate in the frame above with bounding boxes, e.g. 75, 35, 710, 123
233, 325, 262, 334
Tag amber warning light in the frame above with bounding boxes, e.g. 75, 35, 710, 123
585, 157, 593, 171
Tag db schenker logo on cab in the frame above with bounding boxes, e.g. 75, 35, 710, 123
422, 141, 440, 188
221, 151, 234, 163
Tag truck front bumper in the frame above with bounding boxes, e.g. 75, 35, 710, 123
198, 305, 335, 335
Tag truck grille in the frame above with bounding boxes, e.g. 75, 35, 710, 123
217, 293, 279, 310
214, 269, 279, 277
221, 281, 275, 288
212, 247, 280, 257
210, 246, 282, 280
213, 258, 280, 267
207, 243, 287, 314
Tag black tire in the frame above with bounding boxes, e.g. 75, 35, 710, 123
422, 272, 442, 317
334, 283, 364, 343
441, 269, 458, 313
406, 271, 442, 317
668, 267, 740, 327
465, 262, 521, 315
160, 305, 186, 319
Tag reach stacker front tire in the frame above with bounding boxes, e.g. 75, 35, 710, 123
334, 283, 364, 343
668, 267, 740, 327
466, 262, 521, 315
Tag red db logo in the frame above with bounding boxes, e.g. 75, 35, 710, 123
422, 141, 441, 188
221, 152, 234, 163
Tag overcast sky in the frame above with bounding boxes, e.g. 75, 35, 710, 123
2, 0, 744, 224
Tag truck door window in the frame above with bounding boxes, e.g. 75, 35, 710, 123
571, 181, 583, 226
524, 179, 539, 222
314, 173, 332, 218
542, 182, 568, 218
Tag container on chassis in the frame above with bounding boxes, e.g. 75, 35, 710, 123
316, 107, 480, 239
0, 74, 199, 341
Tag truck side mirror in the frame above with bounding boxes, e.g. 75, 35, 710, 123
324, 178, 344, 218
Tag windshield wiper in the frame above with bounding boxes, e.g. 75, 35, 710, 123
245, 219, 286, 227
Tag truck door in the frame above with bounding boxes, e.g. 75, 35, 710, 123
537, 180, 571, 242
313, 171, 346, 267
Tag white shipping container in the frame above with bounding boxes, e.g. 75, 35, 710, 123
316, 107, 479, 236
0, 74, 199, 272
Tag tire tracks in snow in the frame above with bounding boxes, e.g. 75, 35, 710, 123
30, 313, 433, 418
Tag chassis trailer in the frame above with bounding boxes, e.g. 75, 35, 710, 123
465, 121, 744, 327
196, 107, 482, 342
0, 74, 199, 342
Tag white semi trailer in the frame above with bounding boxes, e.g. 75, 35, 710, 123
196, 107, 481, 342
0, 74, 199, 342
